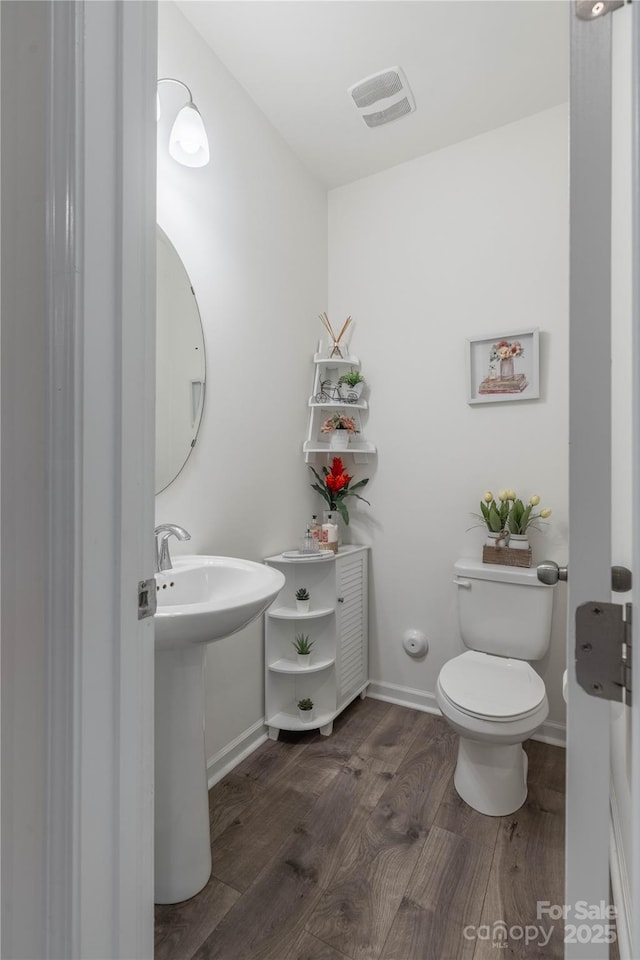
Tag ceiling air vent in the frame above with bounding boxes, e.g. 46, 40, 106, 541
348, 66, 416, 128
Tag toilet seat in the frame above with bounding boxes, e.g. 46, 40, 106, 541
438, 651, 546, 722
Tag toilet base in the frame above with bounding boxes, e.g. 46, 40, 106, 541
454, 737, 528, 817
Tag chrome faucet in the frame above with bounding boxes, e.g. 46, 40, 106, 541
154, 524, 191, 572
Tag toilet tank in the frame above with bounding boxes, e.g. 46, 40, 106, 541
454, 558, 554, 660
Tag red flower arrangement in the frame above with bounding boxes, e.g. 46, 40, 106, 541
309, 457, 370, 525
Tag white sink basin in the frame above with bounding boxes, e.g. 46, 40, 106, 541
153, 554, 285, 905
155, 555, 285, 649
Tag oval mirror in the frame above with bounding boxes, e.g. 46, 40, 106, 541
156, 227, 206, 494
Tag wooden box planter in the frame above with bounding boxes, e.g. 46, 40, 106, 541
482, 545, 533, 569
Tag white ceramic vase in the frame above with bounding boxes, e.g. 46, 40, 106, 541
297, 653, 311, 667
295, 599, 310, 614
298, 708, 313, 722
340, 381, 364, 402
509, 534, 530, 550
329, 431, 350, 451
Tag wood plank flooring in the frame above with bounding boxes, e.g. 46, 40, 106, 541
155, 698, 570, 960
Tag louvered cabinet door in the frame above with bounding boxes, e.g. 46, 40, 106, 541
336, 550, 368, 705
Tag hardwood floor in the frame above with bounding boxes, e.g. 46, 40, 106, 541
155, 698, 568, 960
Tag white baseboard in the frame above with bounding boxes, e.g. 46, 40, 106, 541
367, 679, 441, 714
532, 720, 566, 748
205, 680, 567, 791
206, 719, 268, 789
610, 785, 633, 960
367, 679, 566, 747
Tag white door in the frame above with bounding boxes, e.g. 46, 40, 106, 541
1, 3, 157, 958
566, 4, 638, 959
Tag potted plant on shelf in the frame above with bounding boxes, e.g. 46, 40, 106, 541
309, 456, 370, 526
338, 369, 365, 402
320, 412, 359, 451
295, 587, 310, 614
292, 633, 314, 665
297, 697, 314, 720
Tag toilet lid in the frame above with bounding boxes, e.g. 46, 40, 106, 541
439, 651, 546, 720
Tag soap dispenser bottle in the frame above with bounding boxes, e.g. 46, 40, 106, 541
310, 515, 322, 543
321, 514, 338, 554
300, 526, 318, 554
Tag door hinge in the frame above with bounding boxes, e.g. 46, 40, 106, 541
575, 601, 632, 705
138, 577, 157, 620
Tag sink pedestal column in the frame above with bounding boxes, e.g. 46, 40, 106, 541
155, 645, 211, 904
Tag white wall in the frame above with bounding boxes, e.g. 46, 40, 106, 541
157, 1, 569, 759
156, 2, 327, 764
328, 105, 569, 736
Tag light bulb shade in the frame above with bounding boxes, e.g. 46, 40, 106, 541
169, 103, 210, 168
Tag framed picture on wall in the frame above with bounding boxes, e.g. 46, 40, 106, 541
466, 328, 540, 404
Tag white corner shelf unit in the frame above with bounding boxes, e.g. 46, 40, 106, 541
264, 545, 369, 740
304, 343, 376, 464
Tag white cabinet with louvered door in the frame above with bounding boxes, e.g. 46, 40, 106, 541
336, 549, 368, 707
264, 545, 369, 740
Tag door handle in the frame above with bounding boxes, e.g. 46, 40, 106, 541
537, 561, 632, 592
611, 565, 632, 593
537, 561, 568, 585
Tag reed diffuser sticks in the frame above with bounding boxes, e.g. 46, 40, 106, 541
318, 312, 352, 358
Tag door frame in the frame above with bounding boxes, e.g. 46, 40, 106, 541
631, 1, 640, 951
630, 3, 640, 950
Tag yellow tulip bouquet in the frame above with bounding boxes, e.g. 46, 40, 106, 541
477, 489, 552, 535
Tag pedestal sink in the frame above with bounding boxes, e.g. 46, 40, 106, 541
154, 555, 285, 904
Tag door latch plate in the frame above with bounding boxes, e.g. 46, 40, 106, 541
138, 577, 157, 620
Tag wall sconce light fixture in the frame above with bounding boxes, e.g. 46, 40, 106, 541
157, 78, 210, 168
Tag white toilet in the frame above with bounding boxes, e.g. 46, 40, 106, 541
436, 558, 554, 817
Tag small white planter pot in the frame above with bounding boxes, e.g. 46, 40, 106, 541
340, 382, 364, 402
295, 599, 310, 614
509, 534, 530, 551
298, 709, 314, 722
329, 431, 350, 451
297, 653, 312, 667
486, 531, 505, 547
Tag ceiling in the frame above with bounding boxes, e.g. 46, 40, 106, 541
177, 1, 569, 189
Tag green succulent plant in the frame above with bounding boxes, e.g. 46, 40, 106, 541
338, 369, 364, 387
297, 698, 314, 711
295, 587, 310, 601
292, 633, 314, 655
